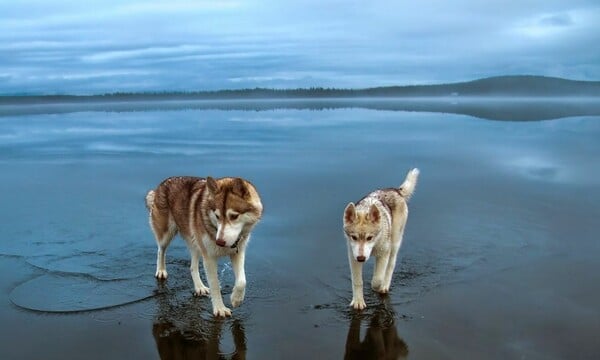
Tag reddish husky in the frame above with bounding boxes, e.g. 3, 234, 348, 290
146, 176, 263, 317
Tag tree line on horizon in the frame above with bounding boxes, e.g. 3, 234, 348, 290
1, 75, 599, 101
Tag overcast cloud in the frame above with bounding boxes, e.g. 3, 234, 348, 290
0, 0, 598, 94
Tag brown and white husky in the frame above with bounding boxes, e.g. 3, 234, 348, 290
343, 168, 419, 310
146, 176, 263, 317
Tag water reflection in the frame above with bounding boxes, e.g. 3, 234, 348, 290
2, 98, 599, 121
152, 285, 247, 360
344, 300, 409, 360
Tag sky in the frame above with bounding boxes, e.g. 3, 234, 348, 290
0, 0, 599, 94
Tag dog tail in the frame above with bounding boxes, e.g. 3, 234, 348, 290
145, 190, 155, 211
399, 168, 419, 200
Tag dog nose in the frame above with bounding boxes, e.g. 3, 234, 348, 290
356, 256, 366, 262
216, 239, 226, 247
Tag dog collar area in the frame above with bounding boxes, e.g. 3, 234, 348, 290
231, 236, 242, 249
215, 236, 242, 249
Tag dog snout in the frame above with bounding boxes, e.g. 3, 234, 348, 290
356, 255, 366, 262
216, 239, 227, 247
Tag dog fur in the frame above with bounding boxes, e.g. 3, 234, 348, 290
343, 168, 419, 310
146, 176, 263, 317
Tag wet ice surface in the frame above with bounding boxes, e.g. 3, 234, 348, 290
1, 100, 599, 358
9, 274, 156, 312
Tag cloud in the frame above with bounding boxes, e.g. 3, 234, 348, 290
513, 12, 578, 37
114, 1, 242, 14
0, 0, 598, 94
81, 45, 209, 63
539, 13, 574, 27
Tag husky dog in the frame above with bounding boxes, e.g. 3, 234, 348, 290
146, 176, 263, 317
343, 168, 419, 310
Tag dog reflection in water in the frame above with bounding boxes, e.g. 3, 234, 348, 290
344, 304, 409, 360
153, 320, 246, 360
152, 285, 247, 360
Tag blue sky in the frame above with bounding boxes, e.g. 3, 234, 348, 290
1, 0, 599, 94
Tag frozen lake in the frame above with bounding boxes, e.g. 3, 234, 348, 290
1, 99, 599, 359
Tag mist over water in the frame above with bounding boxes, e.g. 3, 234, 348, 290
0, 100, 599, 359
2, 97, 600, 121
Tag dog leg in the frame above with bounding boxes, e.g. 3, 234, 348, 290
383, 242, 401, 291
348, 248, 366, 310
150, 212, 175, 280
155, 246, 168, 279
230, 250, 246, 308
203, 256, 232, 317
190, 245, 209, 296
371, 254, 390, 294
154, 230, 175, 280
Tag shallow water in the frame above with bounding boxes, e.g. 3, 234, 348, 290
1, 99, 599, 359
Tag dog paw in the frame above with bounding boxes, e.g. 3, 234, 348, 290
230, 286, 245, 308
350, 298, 367, 310
376, 286, 390, 294
155, 269, 168, 280
371, 278, 384, 291
193, 285, 210, 296
213, 305, 232, 317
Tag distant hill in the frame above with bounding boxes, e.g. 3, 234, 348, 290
358, 75, 600, 97
0, 75, 598, 103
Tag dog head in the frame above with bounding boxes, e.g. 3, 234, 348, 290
205, 176, 262, 248
343, 202, 382, 262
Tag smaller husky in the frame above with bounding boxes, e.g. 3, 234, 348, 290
146, 176, 263, 317
343, 168, 419, 310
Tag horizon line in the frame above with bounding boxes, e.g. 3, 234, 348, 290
1, 74, 599, 97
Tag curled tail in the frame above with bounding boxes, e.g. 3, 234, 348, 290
145, 190, 155, 211
399, 168, 420, 200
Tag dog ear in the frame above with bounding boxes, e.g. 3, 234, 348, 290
368, 204, 380, 223
344, 202, 356, 223
206, 176, 219, 194
232, 177, 248, 197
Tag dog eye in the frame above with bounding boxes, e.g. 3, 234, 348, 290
366, 236, 373, 241
229, 213, 239, 221
350, 235, 358, 241
214, 212, 220, 220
